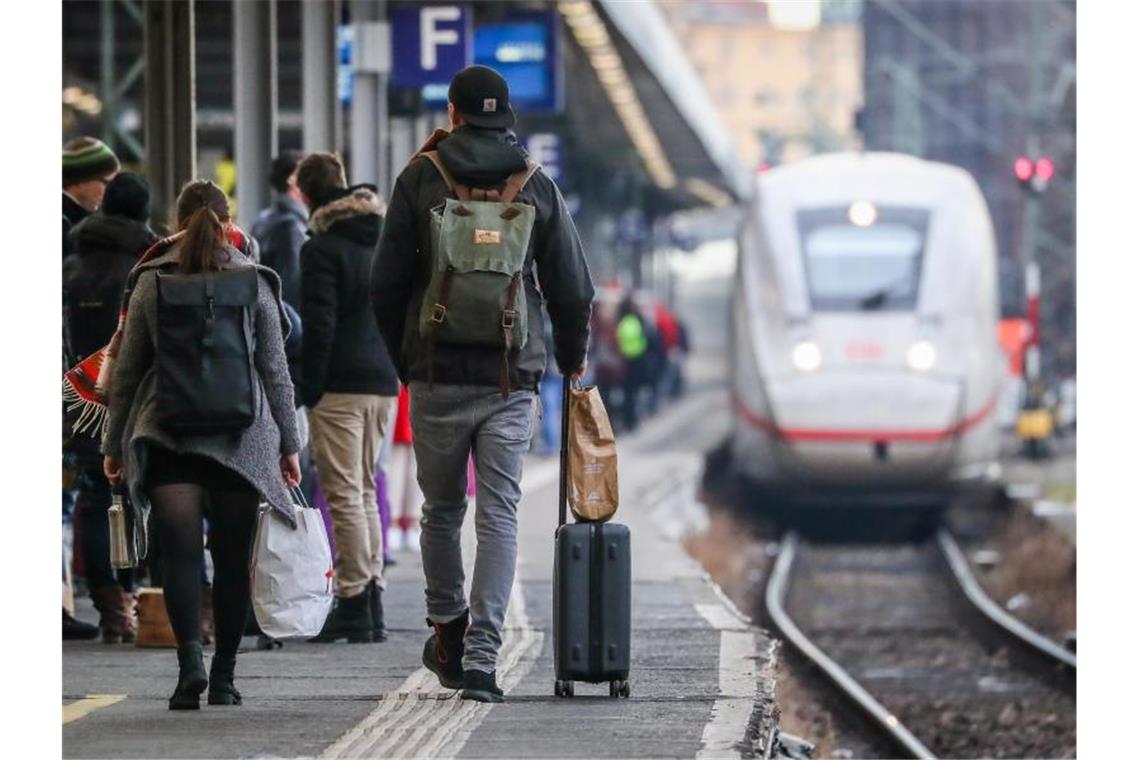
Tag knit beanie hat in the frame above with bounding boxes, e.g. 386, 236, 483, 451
101, 172, 151, 222
62, 137, 120, 185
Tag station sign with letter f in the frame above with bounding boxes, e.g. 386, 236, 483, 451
390, 4, 473, 88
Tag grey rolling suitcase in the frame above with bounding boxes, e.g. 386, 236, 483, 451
553, 376, 632, 698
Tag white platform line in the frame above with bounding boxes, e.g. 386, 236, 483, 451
319, 564, 542, 760
695, 603, 757, 759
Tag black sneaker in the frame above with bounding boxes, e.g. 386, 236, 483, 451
422, 610, 467, 689
460, 669, 504, 703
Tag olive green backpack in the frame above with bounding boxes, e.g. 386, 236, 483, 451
417, 150, 541, 396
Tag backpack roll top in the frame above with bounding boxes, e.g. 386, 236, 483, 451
155, 268, 259, 435
416, 150, 540, 397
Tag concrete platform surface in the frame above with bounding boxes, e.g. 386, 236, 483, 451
63, 387, 778, 759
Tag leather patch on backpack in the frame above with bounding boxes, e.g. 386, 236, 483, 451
474, 229, 501, 245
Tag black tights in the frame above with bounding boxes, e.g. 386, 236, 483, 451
146, 483, 259, 660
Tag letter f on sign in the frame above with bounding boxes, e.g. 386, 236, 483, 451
421, 6, 461, 71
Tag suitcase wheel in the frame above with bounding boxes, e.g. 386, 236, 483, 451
609, 680, 630, 698
555, 679, 574, 698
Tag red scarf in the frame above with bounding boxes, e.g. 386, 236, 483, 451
62, 224, 255, 438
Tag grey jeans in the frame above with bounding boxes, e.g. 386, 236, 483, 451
409, 382, 536, 673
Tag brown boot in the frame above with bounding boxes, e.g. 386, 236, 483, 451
90, 586, 138, 644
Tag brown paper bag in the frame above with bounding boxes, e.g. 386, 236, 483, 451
568, 385, 619, 522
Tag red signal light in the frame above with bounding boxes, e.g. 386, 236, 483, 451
1014, 156, 1034, 182
1035, 157, 1055, 181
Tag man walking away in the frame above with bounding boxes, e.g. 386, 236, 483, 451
63, 137, 120, 259
371, 65, 594, 703
252, 150, 307, 309
297, 153, 399, 644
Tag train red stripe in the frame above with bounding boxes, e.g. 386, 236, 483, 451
732, 392, 999, 443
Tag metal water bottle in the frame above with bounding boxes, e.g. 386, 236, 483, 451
108, 493, 136, 569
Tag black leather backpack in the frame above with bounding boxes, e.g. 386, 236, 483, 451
155, 268, 259, 435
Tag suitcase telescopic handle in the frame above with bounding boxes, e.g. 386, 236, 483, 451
558, 374, 572, 528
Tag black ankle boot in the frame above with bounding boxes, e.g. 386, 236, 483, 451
309, 590, 372, 643
207, 655, 242, 706
367, 580, 388, 642
422, 610, 468, 689
460, 669, 504, 703
169, 642, 208, 710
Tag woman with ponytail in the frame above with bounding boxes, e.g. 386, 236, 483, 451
99, 180, 301, 710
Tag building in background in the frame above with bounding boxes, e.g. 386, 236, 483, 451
861, 0, 1075, 377
659, 0, 864, 171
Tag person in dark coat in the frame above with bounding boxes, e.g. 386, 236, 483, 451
64, 172, 158, 644
297, 152, 399, 645
251, 150, 308, 309
61, 136, 121, 641
370, 65, 594, 703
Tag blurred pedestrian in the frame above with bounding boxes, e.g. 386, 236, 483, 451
616, 296, 650, 431
296, 152, 399, 644
63, 136, 120, 259
101, 179, 301, 710
252, 150, 307, 309
64, 172, 158, 643
538, 319, 562, 455
590, 301, 625, 417
371, 65, 594, 703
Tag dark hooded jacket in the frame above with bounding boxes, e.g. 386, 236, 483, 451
370, 126, 594, 390
300, 186, 399, 407
252, 193, 307, 309
63, 212, 158, 363
63, 193, 89, 259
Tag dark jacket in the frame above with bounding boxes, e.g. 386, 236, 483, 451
251, 193, 307, 309
370, 126, 594, 390
63, 213, 158, 363
300, 187, 399, 407
63, 193, 89, 259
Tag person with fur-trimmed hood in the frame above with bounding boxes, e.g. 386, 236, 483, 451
296, 152, 399, 645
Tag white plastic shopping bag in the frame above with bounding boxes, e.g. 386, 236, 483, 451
250, 488, 334, 639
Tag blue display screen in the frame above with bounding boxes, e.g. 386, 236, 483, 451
473, 15, 561, 113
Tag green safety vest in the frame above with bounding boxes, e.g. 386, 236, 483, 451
617, 314, 648, 359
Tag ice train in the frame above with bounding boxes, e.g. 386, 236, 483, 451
729, 152, 1003, 506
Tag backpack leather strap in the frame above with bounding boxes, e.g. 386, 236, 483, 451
499, 272, 523, 399
425, 265, 456, 389
500, 160, 541, 204
420, 151, 471, 201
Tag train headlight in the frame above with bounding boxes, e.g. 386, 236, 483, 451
792, 340, 823, 372
906, 341, 937, 372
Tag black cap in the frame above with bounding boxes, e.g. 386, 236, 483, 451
101, 172, 151, 222
448, 65, 516, 129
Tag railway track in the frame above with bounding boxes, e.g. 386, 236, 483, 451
765, 529, 1076, 759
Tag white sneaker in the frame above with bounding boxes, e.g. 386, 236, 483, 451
387, 526, 404, 553
406, 528, 422, 553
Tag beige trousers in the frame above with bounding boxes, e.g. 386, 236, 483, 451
309, 393, 393, 598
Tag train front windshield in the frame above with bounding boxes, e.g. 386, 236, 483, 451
798, 206, 930, 312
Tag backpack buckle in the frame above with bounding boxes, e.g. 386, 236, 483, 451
430, 304, 447, 323
501, 309, 517, 329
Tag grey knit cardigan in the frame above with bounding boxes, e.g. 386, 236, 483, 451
101, 245, 302, 533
